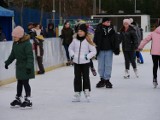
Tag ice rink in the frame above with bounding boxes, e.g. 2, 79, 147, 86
0, 52, 160, 120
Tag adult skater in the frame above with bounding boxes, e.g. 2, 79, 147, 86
69, 24, 96, 102
120, 19, 138, 79
5, 26, 35, 108
61, 21, 74, 66
138, 25, 160, 88
94, 17, 120, 88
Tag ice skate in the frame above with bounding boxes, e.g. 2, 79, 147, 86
84, 89, 90, 102
72, 92, 81, 102
10, 96, 22, 108
134, 68, 139, 78
105, 80, 113, 88
153, 78, 158, 88
96, 78, 105, 88
91, 67, 97, 76
124, 69, 130, 79
21, 97, 32, 109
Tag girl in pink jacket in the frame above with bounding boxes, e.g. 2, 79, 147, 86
138, 26, 160, 88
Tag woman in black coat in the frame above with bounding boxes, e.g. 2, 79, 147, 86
120, 19, 138, 79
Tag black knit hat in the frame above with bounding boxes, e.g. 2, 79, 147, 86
78, 24, 87, 33
102, 17, 111, 23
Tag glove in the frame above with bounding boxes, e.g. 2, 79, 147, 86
26, 68, 31, 74
85, 54, 88, 60
113, 49, 120, 55
5, 64, 8, 69
71, 55, 74, 61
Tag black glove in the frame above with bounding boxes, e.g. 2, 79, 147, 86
5, 64, 8, 69
85, 54, 88, 60
71, 55, 74, 61
114, 49, 120, 55
26, 68, 31, 74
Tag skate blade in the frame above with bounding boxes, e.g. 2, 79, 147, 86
153, 82, 158, 88
10, 105, 20, 108
72, 100, 80, 102
20, 106, 32, 110
124, 76, 130, 79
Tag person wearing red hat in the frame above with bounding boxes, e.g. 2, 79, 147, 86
5, 26, 35, 108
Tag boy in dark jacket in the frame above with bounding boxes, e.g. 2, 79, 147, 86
94, 17, 120, 88
5, 26, 35, 108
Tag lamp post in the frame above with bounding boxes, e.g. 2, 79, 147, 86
134, 0, 137, 13
52, 0, 55, 27
99, 0, 101, 13
93, 0, 96, 15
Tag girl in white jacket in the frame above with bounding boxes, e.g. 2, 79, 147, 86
69, 24, 96, 102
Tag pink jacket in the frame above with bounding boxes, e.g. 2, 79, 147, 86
138, 26, 160, 55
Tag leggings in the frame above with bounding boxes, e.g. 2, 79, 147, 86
16, 79, 31, 97
152, 55, 160, 79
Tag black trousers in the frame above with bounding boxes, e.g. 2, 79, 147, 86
37, 56, 45, 72
74, 63, 91, 92
16, 79, 31, 97
152, 55, 160, 79
123, 51, 137, 69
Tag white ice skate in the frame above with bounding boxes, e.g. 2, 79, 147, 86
72, 92, 81, 102
134, 68, 139, 78
84, 89, 90, 102
153, 79, 158, 88
124, 69, 130, 79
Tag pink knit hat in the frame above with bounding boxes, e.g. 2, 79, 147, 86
123, 19, 131, 25
12, 26, 24, 38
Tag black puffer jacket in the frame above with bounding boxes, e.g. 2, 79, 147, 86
120, 26, 138, 51
61, 28, 73, 45
94, 24, 120, 55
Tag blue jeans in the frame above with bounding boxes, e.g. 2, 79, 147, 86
97, 50, 113, 80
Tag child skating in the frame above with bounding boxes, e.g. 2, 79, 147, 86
138, 25, 160, 88
5, 26, 35, 108
69, 24, 96, 102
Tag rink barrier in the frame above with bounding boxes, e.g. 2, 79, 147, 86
0, 38, 67, 86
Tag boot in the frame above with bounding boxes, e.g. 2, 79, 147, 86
133, 68, 139, 78
96, 78, 105, 88
21, 97, 32, 108
153, 78, 158, 88
105, 80, 113, 88
10, 96, 22, 107
84, 89, 90, 102
124, 69, 130, 79
72, 92, 81, 102
91, 67, 97, 76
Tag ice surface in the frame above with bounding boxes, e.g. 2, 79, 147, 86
0, 52, 160, 120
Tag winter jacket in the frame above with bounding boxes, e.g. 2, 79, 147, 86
61, 28, 73, 45
120, 26, 138, 51
138, 26, 160, 55
132, 25, 143, 45
94, 24, 120, 55
5, 35, 35, 80
69, 38, 96, 64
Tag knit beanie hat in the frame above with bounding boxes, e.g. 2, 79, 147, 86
78, 24, 87, 33
12, 26, 24, 38
102, 17, 111, 23
129, 18, 134, 24
123, 19, 131, 25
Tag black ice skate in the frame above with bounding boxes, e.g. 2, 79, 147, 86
21, 97, 32, 109
91, 67, 97, 76
153, 78, 158, 88
10, 96, 22, 108
105, 80, 113, 88
96, 78, 106, 88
